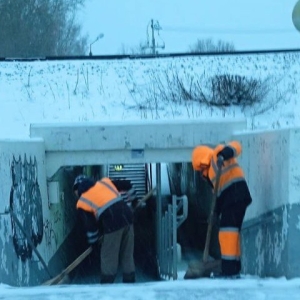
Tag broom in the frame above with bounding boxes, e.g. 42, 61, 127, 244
184, 157, 223, 279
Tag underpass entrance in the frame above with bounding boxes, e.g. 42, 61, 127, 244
30, 120, 246, 282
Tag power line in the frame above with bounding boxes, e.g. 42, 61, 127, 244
163, 26, 295, 35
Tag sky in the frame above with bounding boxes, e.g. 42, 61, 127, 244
1, 41, 300, 298
79, 0, 300, 55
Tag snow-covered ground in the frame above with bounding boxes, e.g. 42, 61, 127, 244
2, 51, 300, 298
1, 272, 300, 300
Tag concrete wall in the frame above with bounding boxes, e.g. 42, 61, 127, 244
30, 119, 246, 178
235, 128, 300, 278
0, 139, 77, 286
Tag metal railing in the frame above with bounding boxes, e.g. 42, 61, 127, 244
157, 195, 188, 280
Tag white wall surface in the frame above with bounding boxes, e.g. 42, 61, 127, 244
288, 128, 300, 206
235, 128, 300, 221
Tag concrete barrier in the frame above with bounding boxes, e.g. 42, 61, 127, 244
236, 128, 300, 278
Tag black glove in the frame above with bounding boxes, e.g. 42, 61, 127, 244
217, 146, 234, 160
89, 239, 100, 251
217, 155, 224, 169
89, 236, 103, 251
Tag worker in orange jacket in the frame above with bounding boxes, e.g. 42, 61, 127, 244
192, 140, 252, 278
73, 175, 135, 284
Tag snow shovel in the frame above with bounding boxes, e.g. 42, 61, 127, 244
184, 158, 223, 279
42, 246, 93, 285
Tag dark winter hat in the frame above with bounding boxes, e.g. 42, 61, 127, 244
73, 174, 88, 191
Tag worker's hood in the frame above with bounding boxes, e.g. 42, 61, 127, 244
192, 145, 214, 171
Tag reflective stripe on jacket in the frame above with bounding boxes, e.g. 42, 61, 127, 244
76, 177, 122, 219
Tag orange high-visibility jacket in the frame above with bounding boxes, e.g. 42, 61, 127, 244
192, 141, 245, 197
76, 177, 122, 219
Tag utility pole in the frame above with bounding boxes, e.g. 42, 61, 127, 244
151, 19, 156, 55
143, 19, 165, 55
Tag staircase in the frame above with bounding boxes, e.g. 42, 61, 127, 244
108, 163, 148, 200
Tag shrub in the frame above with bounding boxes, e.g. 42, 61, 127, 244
208, 74, 270, 108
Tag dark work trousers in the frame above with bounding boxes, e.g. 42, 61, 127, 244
100, 224, 135, 283
219, 202, 247, 276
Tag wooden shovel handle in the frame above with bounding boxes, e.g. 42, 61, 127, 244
135, 187, 156, 209
42, 246, 93, 285
202, 165, 222, 263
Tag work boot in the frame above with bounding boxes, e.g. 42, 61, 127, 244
100, 274, 116, 284
123, 272, 135, 283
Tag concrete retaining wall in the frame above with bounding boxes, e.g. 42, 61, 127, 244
0, 139, 77, 286
235, 128, 300, 278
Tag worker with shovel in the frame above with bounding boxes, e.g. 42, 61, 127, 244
190, 140, 252, 279
73, 175, 136, 284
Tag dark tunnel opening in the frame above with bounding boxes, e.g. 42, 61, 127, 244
45, 162, 221, 284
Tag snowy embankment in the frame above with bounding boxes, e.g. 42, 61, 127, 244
1, 51, 299, 138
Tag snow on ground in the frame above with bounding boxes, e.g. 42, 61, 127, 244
1, 273, 300, 300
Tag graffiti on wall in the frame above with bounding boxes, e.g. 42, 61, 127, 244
10, 155, 44, 261
43, 218, 58, 248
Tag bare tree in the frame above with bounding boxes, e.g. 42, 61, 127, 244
189, 38, 235, 53
0, 0, 88, 57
